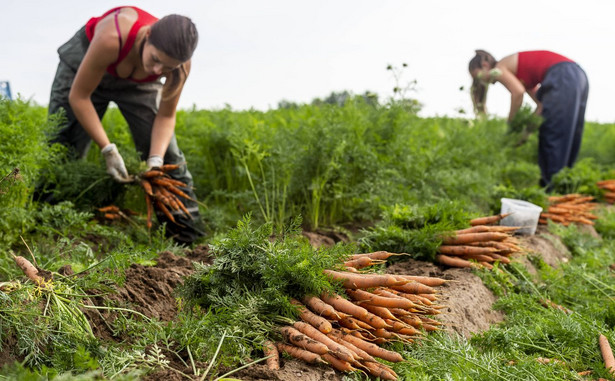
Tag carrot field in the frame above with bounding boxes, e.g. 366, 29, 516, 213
2, 96, 615, 380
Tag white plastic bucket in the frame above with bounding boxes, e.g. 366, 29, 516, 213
499, 198, 543, 235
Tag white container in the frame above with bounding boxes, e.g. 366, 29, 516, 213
499, 198, 543, 235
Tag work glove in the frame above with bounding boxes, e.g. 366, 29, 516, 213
101, 143, 133, 183
146, 155, 164, 170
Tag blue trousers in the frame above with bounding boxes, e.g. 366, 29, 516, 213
536, 62, 589, 188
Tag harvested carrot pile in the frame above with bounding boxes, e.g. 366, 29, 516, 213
597, 179, 615, 204
539, 193, 598, 226
139, 165, 192, 229
271, 251, 445, 379
435, 213, 523, 270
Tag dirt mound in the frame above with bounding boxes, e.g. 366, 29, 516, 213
386, 258, 504, 338
86, 245, 212, 340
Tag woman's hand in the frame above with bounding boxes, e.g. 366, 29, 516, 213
102, 144, 133, 183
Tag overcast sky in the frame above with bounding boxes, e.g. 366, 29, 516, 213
3, 1, 614, 122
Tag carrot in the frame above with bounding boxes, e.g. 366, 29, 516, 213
360, 311, 390, 330
438, 245, 498, 256
394, 275, 447, 287
290, 299, 332, 333
338, 331, 404, 362
140, 179, 154, 196
600, 334, 615, 374
343, 256, 385, 269
320, 293, 369, 320
142, 169, 166, 178
363, 361, 397, 381
470, 213, 511, 226
164, 183, 193, 201
104, 213, 120, 220
98, 205, 120, 213
347, 289, 414, 310
338, 317, 365, 330
327, 330, 377, 362
456, 225, 519, 234
155, 200, 176, 223
360, 303, 399, 321
263, 340, 280, 370
173, 194, 193, 219
145, 194, 153, 229
160, 163, 184, 172
389, 280, 435, 295
349, 251, 400, 261
321, 353, 356, 372
441, 232, 509, 245
278, 326, 329, 355
293, 321, 355, 362
275, 342, 325, 364
12, 254, 44, 286
398, 314, 423, 328
323, 270, 407, 289
436, 254, 479, 268
302, 295, 341, 320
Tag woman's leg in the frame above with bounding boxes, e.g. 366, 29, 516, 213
537, 62, 586, 188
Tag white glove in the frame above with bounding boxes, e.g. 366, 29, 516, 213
101, 143, 133, 183
146, 155, 164, 170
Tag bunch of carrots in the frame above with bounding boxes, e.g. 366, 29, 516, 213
539, 193, 598, 226
139, 165, 192, 229
435, 213, 524, 270
597, 180, 615, 204
265, 251, 445, 380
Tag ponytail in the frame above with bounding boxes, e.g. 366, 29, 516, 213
468, 50, 497, 115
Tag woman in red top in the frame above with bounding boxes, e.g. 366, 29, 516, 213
468, 50, 589, 190
47, 6, 203, 244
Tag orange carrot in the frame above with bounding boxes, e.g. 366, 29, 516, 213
164, 183, 193, 201
302, 295, 341, 320
436, 254, 479, 268
470, 213, 511, 226
321, 353, 356, 372
98, 205, 120, 213
327, 330, 377, 362
12, 254, 44, 286
290, 299, 332, 333
456, 225, 519, 234
279, 326, 329, 355
438, 245, 498, 256
293, 321, 355, 363
104, 213, 120, 220
390, 280, 435, 294
142, 169, 166, 178
160, 163, 184, 172
323, 270, 407, 289
140, 179, 154, 196
347, 289, 414, 310
263, 340, 280, 370
441, 232, 509, 245
338, 331, 404, 362
600, 334, 615, 374
155, 200, 176, 223
275, 342, 325, 364
343, 256, 384, 269
349, 251, 400, 261
363, 361, 397, 380
145, 194, 153, 229
320, 293, 369, 320
360, 303, 399, 321
394, 275, 447, 287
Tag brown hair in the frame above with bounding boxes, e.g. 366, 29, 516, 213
149, 14, 198, 99
468, 50, 497, 115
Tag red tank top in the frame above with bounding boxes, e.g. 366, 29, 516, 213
516, 51, 574, 89
85, 6, 160, 82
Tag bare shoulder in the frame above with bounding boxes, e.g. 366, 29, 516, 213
497, 53, 519, 73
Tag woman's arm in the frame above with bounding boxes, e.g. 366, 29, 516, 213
496, 67, 526, 122
68, 30, 118, 149
149, 61, 191, 162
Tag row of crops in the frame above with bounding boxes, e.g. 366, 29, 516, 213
1, 96, 615, 380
